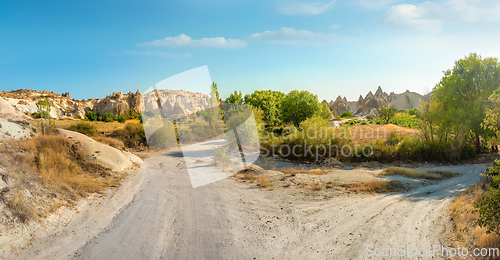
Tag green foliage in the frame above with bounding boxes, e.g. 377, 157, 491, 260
280, 90, 322, 126
126, 109, 140, 119
320, 103, 332, 119
112, 123, 146, 148
100, 112, 115, 122
340, 111, 352, 118
429, 53, 500, 153
475, 160, 500, 234
211, 82, 220, 103
379, 107, 397, 124
373, 113, 420, 128
67, 123, 97, 136
225, 91, 243, 104
34, 99, 51, 119
116, 114, 127, 123
244, 90, 285, 126
213, 146, 234, 168
85, 110, 98, 121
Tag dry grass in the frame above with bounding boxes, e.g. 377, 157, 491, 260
257, 176, 273, 189
279, 168, 328, 176
341, 179, 402, 193
92, 136, 125, 150
0, 135, 120, 223
311, 182, 323, 191
244, 172, 255, 182
349, 124, 419, 143
381, 166, 459, 180
448, 181, 500, 255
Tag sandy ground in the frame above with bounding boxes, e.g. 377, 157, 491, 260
7, 139, 488, 259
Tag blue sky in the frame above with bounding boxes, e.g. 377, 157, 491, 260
1, 0, 500, 101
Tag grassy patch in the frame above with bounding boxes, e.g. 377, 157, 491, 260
340, 179, 402, 193
448, 181, 500, 251
257, 176, 273, 189
381, 166, 460, 180
0, 135, 120, 223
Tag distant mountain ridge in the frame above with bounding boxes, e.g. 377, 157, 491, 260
324, 86, 430, 116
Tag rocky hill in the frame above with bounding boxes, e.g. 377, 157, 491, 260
142, 89, 211, 120
0, 89, 211, 120
327, 86, 429, 116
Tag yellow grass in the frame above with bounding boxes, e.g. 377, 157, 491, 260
349, 124, 419, 143
257, 176, 273, 189
92, 136, 125, 150
279, 168, 328, 175
448, 181, 500, 253
341, 179, 401, 193
1, 135, 121, 222
381, 166, 459, 180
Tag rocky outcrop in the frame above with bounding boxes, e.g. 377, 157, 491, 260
0, 90, 93, 118
325, 86, 426, 117
141, 89, 211, 120
91, 90, 142, 117
55, 129, 143, 173
355, 89, 388, 115
328, 96, 349, 116
0, 118, 36, 141
388, 90, 429, 110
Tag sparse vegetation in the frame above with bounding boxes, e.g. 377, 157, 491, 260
0, 135, 120, 223
340, 179, 402, 193
340, 111, 352, 118
380, 166, 459, 180
67, 122, 97, 136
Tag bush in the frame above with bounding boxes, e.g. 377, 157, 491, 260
116, 114, 127, 123
111, 123, 146, 148
340, 111, 352, 118
67, 123, 97, 136
85, 110, 98, 121
475, 160, 500, 234
213, 146, 235, 169
100, 112, 115, 122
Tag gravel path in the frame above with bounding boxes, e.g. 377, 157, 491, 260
11, 140, 487, 259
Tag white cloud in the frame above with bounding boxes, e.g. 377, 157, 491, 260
357, 0, 402, 9
137, 34, 247, 49
329, 24, 340, 29
249, 27, 338, 45
124, 51, 193, 58
278, 1, 335, 15
379, 0, 500, 33
378, 3, 442, 33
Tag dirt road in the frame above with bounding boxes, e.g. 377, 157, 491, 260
13, 144, 486, 259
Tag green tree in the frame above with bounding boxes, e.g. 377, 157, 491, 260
244, 90, 285, 126
225, 91, 243, 104
280, 90, 322, 126
101, 112, 115, 122
35, 99, 51, 119
211, 82, 220, 103
379, 107, 397, 124
85, 110, 98, 121
430, 53, 500, 153
340, 111, 352, 118
320, 103, 332, 119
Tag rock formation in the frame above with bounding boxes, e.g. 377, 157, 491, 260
141, 89, 211, 120
325, 86, 427, 118
0, 90, 93, 118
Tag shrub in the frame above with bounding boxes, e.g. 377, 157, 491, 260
67, 122, 97, 136
213, 146, 235, 169
101, 112, 115, 122
116, 114, 127, 123
475, 160, 500, 234
340, 111, 352, 118
85, 110, 99, 121
111, 123, 146, 148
